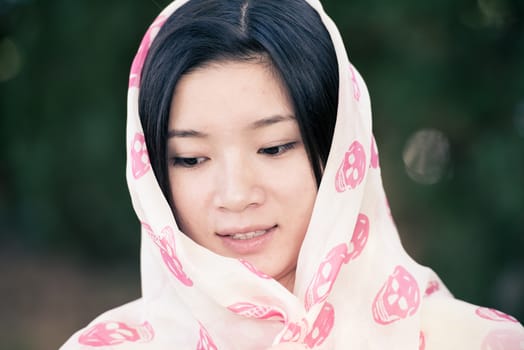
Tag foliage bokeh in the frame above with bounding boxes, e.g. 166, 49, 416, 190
1, 0, 523, 348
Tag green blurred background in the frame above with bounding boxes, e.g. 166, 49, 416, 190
0, 0, 523, 348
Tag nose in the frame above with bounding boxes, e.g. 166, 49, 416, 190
213, 155, 265, 212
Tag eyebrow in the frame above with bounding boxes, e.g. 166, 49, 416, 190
167, 114, 295, 139
250, 115, 295, 129
167, 129, 208, 138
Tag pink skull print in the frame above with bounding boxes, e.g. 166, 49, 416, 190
372, 265, 420, 325
335, 140, 366, 192
305, 214, 369, 311
419, 331, 426, 350
129, 16, 167, 88
476, 307, 518, 323
131, 133, 151, 179
304, 302, 335, 348
423, 280, 440, 297
481, 328, 524, 350
279, 320, 308, 343
196, 324, 218, 350
227, 302, 285, 321
305, 244, 350, 311
78, 321, 154, 346
142, 223, 193, 286
239, 258, 272, 279
349, 65, 361, 101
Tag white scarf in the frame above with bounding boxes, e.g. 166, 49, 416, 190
62, 0, 523, 348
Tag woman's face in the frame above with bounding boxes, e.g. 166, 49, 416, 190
167, 60, 317, 291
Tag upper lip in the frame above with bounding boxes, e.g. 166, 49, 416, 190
216, 224, 277, 236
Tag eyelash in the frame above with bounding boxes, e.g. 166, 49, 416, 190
258, 142, 297, 156
171, 157, 207, 168
171, 142, 297, 168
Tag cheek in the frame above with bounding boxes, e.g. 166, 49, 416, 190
169, 172, 209, 233
273, 155, 317, 211
282, 154, 317, 191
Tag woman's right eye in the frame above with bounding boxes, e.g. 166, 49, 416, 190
172, 157, 206, 168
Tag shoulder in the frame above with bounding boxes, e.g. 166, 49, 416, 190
59, 299, 147, 350
60, 298, 202, 349
420, 296, 524, 349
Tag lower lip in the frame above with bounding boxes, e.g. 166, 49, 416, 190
218, 226, 277, 255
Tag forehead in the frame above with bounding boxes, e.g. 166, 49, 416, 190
168, 60, 294, 130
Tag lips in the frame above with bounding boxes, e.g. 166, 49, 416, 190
217, 225, 277, 240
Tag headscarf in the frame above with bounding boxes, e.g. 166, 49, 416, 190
61, 0, 524, 348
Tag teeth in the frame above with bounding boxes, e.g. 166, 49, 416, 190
231, 230, 268, 240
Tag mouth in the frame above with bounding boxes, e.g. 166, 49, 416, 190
217, 225, 277, 240
216, 225, 277, 255
230, 230, 269, 240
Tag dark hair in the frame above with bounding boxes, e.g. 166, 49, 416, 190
139, 0, 338, 202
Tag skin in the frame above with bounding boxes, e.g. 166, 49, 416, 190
166, 60, 317, 292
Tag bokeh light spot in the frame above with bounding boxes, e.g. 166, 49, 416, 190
0, 37, 22, 82
477, 0, 509, 27
402, 129, 451, 185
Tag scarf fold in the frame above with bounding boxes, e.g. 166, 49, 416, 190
62, 0, 523, 349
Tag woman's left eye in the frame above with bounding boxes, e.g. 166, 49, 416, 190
258, 142, 297, 156
171, 157, 207, 168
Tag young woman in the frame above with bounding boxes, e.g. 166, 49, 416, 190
62, 0, 523, 349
